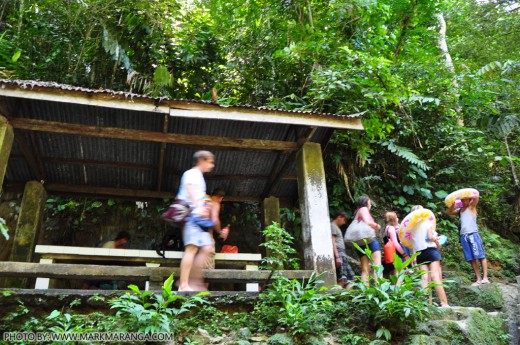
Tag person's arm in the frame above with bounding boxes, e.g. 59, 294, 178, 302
210, 202, 221, 232
427, 225, 440, 249
358, 207, 381, 230
388, 226, 409, 259
470, 195, 480, 209
332, 234, 342, 267
446, 203, 459, 215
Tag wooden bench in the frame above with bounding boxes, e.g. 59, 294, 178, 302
0, 262, 314, 291
34, 245, 263, 291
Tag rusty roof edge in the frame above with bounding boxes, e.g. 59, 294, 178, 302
0, 79, 364, 129
169, 107, 364, 130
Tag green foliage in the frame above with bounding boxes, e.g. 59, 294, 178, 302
109, 273, 208, 333
345, 243, 433, 341
253, 274, 335, 339
381, 140, 430, 171
260, 222, 300, 270
0, 217, 9, 240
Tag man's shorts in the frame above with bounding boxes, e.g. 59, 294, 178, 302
416, 247, 442, 265
337, 254, 355, 284
356, 239, 381, 258
183, 220, 213, 247
460, 232, 486, 261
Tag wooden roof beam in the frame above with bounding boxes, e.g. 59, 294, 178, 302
9, 118, 299, 152
42, 183, 290, 204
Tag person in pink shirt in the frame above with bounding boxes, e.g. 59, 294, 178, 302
353, 195, 381, 283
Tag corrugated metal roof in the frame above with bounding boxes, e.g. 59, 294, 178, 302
0, 79, 364, 205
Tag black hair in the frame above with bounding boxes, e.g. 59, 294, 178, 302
115, 230, 131, 241
333, 211, 347, 220
211, 188, 226, 197
356, 195, 370, 209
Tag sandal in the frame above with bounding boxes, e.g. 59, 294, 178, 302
471, 281, 482, 287
480, 279, 490, 284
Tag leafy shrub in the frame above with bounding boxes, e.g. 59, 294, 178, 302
343, 243, 434, 341
109, 273, 208, 333
252, 273, 335, 339
260, 222, 300, 270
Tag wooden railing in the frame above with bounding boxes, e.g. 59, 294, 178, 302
33, 245, 266, 291
0, 261, 315, 291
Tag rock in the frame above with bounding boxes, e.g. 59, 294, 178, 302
250, 335, 268, 342
267, 333, 293, 345
409, 306, 508, 345
237, 327, 252, 339
446, 278, 504, 311
301, 335, 327, 345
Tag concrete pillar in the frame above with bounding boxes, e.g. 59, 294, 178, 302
7, 181, 47, 288
262, 196, 281, 268
296, 142, 335, 286
0, 116, 14, 187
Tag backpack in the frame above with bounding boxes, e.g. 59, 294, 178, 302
155, 228, 184, 258
383, 226, 397, 264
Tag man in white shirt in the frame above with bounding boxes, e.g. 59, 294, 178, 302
177, 151, 215, 291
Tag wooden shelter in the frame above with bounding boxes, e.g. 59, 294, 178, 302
0, 79, 363, 287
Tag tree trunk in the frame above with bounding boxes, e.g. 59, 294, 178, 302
436, 13, 464, 126
504, 136, 519, 187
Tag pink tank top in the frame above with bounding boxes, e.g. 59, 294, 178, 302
355, 208, 374, 223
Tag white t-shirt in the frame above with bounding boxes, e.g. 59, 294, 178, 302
176, 167, 206, 212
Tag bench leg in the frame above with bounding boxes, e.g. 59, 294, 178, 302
145, 263, 161, 291
35, 259, 54, 289
246, 265, 259, 292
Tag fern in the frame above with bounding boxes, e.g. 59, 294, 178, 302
476, 59, 520, 77
382, 141, 431, 171
480, 114, 519, 138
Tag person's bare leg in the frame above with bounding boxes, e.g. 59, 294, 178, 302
429, 261, 449, 306
480, 258, 489, 282
360, 256, 370, 284
419, 264, 430, 289
470, 259, 482, 284
179, 245, 198, 291
189, 245, 214, 291
371, 250, 381, 280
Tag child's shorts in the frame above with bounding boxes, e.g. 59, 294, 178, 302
460, 232, 486, 261
416, 247, 442, 265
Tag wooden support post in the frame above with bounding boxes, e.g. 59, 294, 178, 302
263, 196, 280, 260
296, 142, 336, 286
7, 181, 47, 288
0, 116, 14, 186
263, 196, 280, 226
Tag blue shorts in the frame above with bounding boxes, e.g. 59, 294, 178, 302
183, 220, 213, 247
460, 232, 486, 261
416, 247, 442, 265
356, 239, 381, 258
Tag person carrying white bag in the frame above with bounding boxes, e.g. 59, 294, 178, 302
344, 195, 382, 283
